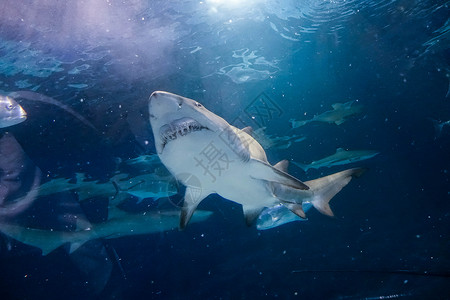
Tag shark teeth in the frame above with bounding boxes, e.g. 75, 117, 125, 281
160, 117, 207, 148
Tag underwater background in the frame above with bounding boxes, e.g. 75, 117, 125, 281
0, 0, 449, 299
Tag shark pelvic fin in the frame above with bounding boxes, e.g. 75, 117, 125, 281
250, 159, 309, 190
180, 187, 209, 229
242, 206, 264, 226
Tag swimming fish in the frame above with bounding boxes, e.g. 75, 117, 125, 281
148, 91, 365, 228
0, 95, 27, 128
256, 203, 312, 230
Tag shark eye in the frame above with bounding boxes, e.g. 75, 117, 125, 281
195, 102, 202, 107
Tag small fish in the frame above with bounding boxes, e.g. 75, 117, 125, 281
0, 95, 27, 128
293, 148, 379, 172
256, 203, 312, 230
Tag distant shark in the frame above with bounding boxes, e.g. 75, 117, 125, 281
0, 209, 212, 255
148, 91, 365, 228
292, 148, 379, 172
9, 168, 177, 205
0, 95, 27, 128
290, 100, 363, 128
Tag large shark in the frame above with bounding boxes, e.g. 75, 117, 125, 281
148, 91, 365, 228
0, 209, 213, 255
0, 95, 27, 128
292, 148, 379, 172
290, 100, 363, 128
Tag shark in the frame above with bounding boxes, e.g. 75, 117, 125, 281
0, 95, 27, 128
290, 100, 363, 128
0, 209, 213, 255
292, 148, 379, 172
148, 91, 365, 228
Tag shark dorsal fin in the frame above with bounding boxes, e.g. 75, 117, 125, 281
273, 160, 289, 173
336, 148, 345, 153
241, 126, 253, 136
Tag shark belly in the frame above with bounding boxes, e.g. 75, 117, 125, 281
159, 130, 275, 208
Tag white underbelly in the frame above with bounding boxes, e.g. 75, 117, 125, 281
159, 130, 276, 207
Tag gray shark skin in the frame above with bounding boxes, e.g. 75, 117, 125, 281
0, 95, 27, 128
148, 91, 365, 228
290, 100, 363, 128
0, 209, 213, 255
292, 148, 379, 172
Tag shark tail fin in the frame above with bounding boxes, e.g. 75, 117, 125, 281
305, 168, 366, 217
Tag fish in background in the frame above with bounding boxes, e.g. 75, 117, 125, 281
257, 203, 312, 230
431, 118, 450, 138
292, 148, 379, 172
11, 171, 178, 205
0, 95, 27, 128
0, 209, 213, 255
290, 100, 363, 128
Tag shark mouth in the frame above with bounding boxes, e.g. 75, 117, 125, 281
159, 117, 208, 149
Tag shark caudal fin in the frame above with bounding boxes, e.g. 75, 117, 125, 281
305, 168, 366, 216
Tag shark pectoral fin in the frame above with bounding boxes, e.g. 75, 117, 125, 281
242, 205, 264, 226
334, 119, 345, 125
250, 159, 309, 190
280, 202, 307, 219
273, 160, 289, 172
180, 187, 209, 230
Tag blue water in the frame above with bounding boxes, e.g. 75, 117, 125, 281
0, 0, 449, 299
